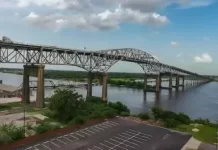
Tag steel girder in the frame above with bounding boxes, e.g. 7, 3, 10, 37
0, 41, 207, 79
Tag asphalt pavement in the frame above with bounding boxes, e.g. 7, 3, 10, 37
14, 117, 191, 150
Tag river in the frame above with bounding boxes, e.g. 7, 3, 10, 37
0, 72, 218, 121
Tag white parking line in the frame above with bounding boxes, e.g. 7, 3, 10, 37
101, 123, 114, 128
63, 135, 74, 142
100, 143, 111, 149
104, 140, 128, 150
75, 132, 85, 137
125, 131, 151, 140
33, 144, 40, 150
79, 130, 91, 136
84, 128, 95, 134
109, 137, 135, 149
97, 124, 109, 129
25, 146, 33, 150
116, 135, 143, 144
109, 133, 141, 150
107, 121, 119, 126
69, 133, 79, 140
94, 145, 103, 150
92, 125, 105, 131
49, 140, 60, 147
56, 137, 66, 144
121, 132, 148, 141
42, 143, 51, 150
128, 129, 153, 137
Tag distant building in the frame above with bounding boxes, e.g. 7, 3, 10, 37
0, 84, 22, 98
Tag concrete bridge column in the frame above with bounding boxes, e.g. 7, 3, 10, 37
181, 75, 185, 90
169, 73, 173, 90
102, 72, 108, 102
175, 74, 180, 91
144, 74, 148, 90
156, 74, 160, 92
22, 65, 30, 104
87, 71, 93, 98
36, 65, 45, 108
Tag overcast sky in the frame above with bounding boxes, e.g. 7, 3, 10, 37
0, 0, 217, 75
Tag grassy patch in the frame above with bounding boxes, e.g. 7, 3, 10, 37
5, 102, 25, 108
0, 105, 11, 111
176, 124, 217, 144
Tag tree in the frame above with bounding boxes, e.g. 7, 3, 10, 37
48, 89, 85, 122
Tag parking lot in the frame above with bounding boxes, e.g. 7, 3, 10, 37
16, 117, 191, 150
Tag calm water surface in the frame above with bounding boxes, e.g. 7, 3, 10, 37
0, 72, 218, 121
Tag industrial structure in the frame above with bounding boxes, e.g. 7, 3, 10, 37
0, 37, 211, 108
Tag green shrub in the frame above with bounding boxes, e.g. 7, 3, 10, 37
33, 122, 60, 134
89, 111, 103, 119
138, 113, 150, 120
108, 102, 130, 114
177, 113, 191, 124
194, 118, 210, 125
71, 116, 87, 124
120, 111, 130, 117
163, 119, 178, 128
0, 105, 11, 111
102, 108, 117, 118
86, 96, 103, 103
0, 123, 24, 144
151, 106, 164, 120
161, 111, 177, 121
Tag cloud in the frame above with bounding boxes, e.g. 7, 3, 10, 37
176, 52, 182, 57
194, 53, 213, 63
203, 36, 210, 41
25, 8, 169, 31
179, 0, 214, 8
0, 0, 214, 31
170, 41, 179, 46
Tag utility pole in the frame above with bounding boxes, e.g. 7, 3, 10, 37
24, 108, 25, 137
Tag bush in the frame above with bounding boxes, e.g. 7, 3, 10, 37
86, 96, 103, 103
163, 119, 178, 128
194, 118, 210, 125
33, 122, 60, 134
161, 111, 178, 121
0, 123, 24, 144
72, 116, 87, 124
108, 102, 130, 114
89, 111, 103, 119
151, 106, 164, 120
102, 108, 117, 118
177, 113, 191, 124
0, 105, 11, 111
138, 113, 150, 120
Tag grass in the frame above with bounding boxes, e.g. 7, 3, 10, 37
0, 102, 25, 111
175, 124, 217, 144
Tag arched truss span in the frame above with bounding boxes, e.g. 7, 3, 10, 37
91, 48, 160, 72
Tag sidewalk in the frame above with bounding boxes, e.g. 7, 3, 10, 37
181, 137, 201, 150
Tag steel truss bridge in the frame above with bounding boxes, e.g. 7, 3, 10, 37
0, 39, 207, 78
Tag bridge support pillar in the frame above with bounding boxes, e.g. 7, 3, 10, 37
102, 72, 108, 102
36, 65, 45, 108
169, 73, 173, 90
87, 71, 93, 98
144, 74, 148, 90
181, 75, 185, 90
175, 74, 180, 91
155, 74, 160, 92
22, 65, 30, 104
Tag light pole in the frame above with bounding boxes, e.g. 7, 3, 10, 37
24, 108, 26, 137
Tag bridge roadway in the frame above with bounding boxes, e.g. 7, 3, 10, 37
0, 38, 212, 108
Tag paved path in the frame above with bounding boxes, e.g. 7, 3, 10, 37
14, 117, 191, 150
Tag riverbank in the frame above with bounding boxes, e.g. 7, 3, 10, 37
0, 92, 217, 146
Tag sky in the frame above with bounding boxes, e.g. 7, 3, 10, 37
0, 0, 218, 75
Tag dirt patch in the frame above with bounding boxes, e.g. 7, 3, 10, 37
0, 118, 106, 150
123, 116, 162, 126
